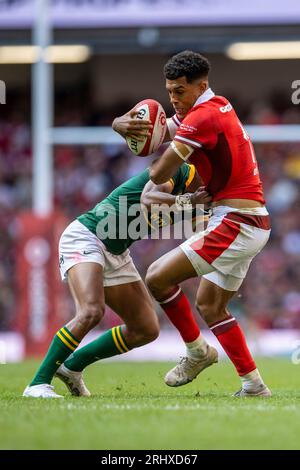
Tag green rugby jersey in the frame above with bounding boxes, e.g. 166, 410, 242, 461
78, 163, 195, 255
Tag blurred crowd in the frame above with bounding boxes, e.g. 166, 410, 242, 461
1, 92, 300, 331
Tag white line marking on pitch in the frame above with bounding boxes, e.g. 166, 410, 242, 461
63, 403, 300, 412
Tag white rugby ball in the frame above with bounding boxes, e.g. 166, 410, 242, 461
126, 99, 167, 157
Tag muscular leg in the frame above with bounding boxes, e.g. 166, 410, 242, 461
195, 277, 235, 326
104, 280, 159, 348
66, 262, 105, 339
195, 277, 270, 395
196, 277, 256, 377
146, 248, 269, 395
27, 262, 105, 389
146, 248, 217, 388
146, 247, 204, 346
63, 280, 159, 374
146, 246, 198, 301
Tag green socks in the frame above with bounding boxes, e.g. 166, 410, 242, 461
30, 325, 130, 382
64, 326, 129, 372
30, 327, 80, 386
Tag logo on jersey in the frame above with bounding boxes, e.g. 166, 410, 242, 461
219, 103, 232, 113
179, 123, 197, 133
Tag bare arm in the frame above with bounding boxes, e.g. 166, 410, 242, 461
141, 180, 176, 210
149, 141, 194, 184
141, 179, 211, 210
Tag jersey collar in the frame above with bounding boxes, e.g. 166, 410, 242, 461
193, 88, 215, 107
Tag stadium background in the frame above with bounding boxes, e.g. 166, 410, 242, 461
0, 0, 300, 363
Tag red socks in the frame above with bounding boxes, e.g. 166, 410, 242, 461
210, 315, 256, 376
159, 287, 200, 343
159, 286, 256, 377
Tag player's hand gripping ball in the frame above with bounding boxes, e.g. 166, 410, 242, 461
126, 99, 167, 157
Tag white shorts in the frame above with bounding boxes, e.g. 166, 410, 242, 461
59, 220, 141, 287
180, 205, 271, 291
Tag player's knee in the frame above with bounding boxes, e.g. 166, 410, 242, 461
195, 300, 225, 324
145, 263, 165, 296
145, 263, 158, 291
77, 302, 105, 330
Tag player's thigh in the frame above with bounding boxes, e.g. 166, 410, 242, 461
147, 246, 198, 288
104, 280, 158, 330
195, 276, 235, 324
67, 262, 105, 309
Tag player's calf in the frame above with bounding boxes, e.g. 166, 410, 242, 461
124, 322, 159, 348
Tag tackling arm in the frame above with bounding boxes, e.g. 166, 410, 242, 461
141, 171, 211, 211
141, 180, 176, 210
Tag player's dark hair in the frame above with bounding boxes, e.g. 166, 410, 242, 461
164, 50, 210, 83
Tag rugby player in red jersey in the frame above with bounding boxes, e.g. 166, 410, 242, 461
114, 51, 271, 397
147, 50, 271, 397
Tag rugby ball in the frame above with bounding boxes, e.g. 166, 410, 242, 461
126, 99, 167, 157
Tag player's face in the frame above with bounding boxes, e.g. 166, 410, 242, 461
166, 76, 207, 119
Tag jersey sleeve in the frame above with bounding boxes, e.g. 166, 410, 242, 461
174, 107, 217, 149
171, 163, 196, 195
167, 114, 182, 140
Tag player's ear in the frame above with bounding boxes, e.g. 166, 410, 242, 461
199, 79, 208, 93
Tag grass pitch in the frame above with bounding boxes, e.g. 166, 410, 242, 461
0, 358, 300, 450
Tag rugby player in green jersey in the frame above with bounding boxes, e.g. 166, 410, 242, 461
23, 163, 211, 398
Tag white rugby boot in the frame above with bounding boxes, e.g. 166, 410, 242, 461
55, 364, 91, 397
23, 384, 63, 398
233, 384, 272, 397
165, 345, 218, 387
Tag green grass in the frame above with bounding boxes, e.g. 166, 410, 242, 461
0, 358, 300, 450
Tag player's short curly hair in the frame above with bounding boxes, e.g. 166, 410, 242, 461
164, 50, 210, 83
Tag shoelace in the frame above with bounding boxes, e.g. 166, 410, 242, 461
176, 356, 201, 373
172, 357, 188, 378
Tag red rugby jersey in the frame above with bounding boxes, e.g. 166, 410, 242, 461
173, 89, 265, 203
